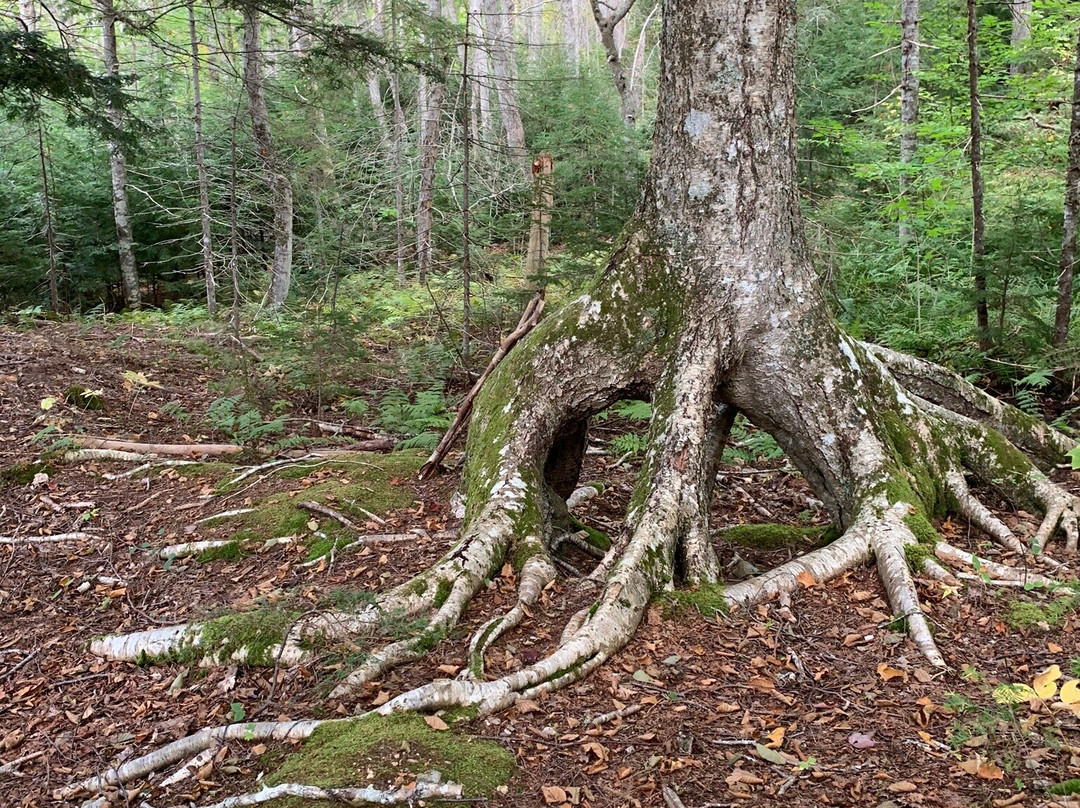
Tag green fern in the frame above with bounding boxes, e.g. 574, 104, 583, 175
375, 386, 452, 450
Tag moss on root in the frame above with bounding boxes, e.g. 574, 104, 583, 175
568, 515, 611, 550
196, 541, 247, 563
717, 523, 830, 550
0, 460, 54, 488
193, 608, 300, 666
265, 713, 515, 805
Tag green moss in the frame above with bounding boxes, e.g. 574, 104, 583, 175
266, 713, 515, 802
664, 583, 728, 618
194, 608, 300, 666
433, 578, 453, 609
718, 523, 829, 550
412, 626, 448, 655
65, 385, 104, 410
1049, 779, 1080, 796
568, 516, 611, 550
903, 511, 940, 545
903, 542, 935, 570
0, 461, 54, 487
197, 541, 245, 563
1005, 593, 1080, 630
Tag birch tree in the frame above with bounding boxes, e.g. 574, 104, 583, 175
899, 0, 918, 244
98, 0, 141, 309
1054, 25, 1080, 349
241, 5, 293, 310
188, 1, 215, 315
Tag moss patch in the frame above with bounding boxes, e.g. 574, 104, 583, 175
193, 608, 300, 666
569, 515, 611, 550
64, 385, 104, 410
1049, 778, 1080, 796
664, 583, 727, 618
1005, 592, 1080, 631
718, 523, 830, 550
0, 460, 54, 488
266, 713, 515, 803
196, 541, 246, 563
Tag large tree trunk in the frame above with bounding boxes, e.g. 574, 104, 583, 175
1055, 26, 1080, 350
98, 0, 141, 310
189, 1, 216, 317
899, 0, 919, 245
83, 0, 1080, 777
241, 6, 293, 310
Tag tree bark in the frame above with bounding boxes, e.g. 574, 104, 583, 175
189, 1, 215, 316
366, 0, 388, 132
899, 0, 919, 245
967, 0, 990, 351
483, 0, 527, 173
469, 0, 493, 144
98, 0, 140, 310
590, 0, 641, 128
561, 0, 581, 74
1010, 0, 1031, 76
241, 6, 293, 310
1054, 26, 1080, 349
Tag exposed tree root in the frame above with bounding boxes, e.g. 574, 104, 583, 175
54, 720, 323, 800
192, 781, 464, 808
66, 448, 149, 463
72, 437, 243, 456
0, 531, 94, 546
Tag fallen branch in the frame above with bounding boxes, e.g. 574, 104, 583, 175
66, 449, 149, 462
298, 501, 363, 532
314, 423, 396, 452
589, 702, 641, 726
159, 540, 234, 559
0, 531, 93, 545
102, 460, 203, 480
194, 508, 255, 525
419, 292, 545, 480
191, 780, 464, 808
72, 437, 243, 457
0, 749, 46, 777
54, 719, 324, 799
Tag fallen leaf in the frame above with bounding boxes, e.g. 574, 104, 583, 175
306, 519, 319, 532
715, 702, 740, 714
251, 744, 266, 755
1061, 679, 1080, 705
424, 715, 449, 731
515, 699, 540, 714
755, 743, 789, 765
1049, 642, 1064, 653
887, 781, 917, 793
1033, 665, 1062, 699
848, 731, 876, 749
541, 785, 566, 804
437, 664, 459, 676
765, 727, 785, 748
796, 570, 815, 588
371, 690, 391, 706
877, 663, 907, 683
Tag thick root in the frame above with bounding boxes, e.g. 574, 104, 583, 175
194, 781, 465, 808
945, 470, 1028, 555
934, 541, 1057, 587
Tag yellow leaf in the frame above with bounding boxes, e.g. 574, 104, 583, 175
992, 683, 1037, 704
1061, 679, 1080, 705
765, 726, 785, 749
1033, 665, 1062, 699
39, 396, 57, 411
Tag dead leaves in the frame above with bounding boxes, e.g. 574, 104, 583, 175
957, 755, 1004, 780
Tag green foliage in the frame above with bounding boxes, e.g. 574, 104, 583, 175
723, 416, 784, 465
664, 584, 728, 619
204, 394, 286, 447
375, 387, 452, 450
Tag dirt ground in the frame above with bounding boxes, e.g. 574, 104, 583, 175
4, 320, 1080, 808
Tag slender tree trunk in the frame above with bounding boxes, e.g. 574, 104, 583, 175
241, 6, 293, 310
470, 0, 493, 143
367, 0, 388, 132
37, 121, 59, 311
483, 0, 527, 173
590, 0, 640, 128
18, 0, 38, 30
98, 0, 140, 309
189, 1, 216, 316
1054, 27, 1080, 350
967, 0, 990, 350
561, 0, 581, 74
523, 0, 542, 65
899, 0, 919, 245
390, 72, 407, 286
525, 153, 553, 290
229, 109, 241, 337
462, 33, 473, 363
1010, 0, 1031, 76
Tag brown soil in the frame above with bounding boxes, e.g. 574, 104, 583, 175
3, 320, 1080, 808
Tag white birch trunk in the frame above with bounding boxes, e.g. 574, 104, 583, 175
98, 0, 140, 309
483, 0, 528, 174
899, 0, 919, 245
241, 6, 293, 309
189, 1, 215, 316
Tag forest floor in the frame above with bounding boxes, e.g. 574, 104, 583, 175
4, 319, 1080, 808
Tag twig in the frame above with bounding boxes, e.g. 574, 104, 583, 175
662, 785, 688, 808
194, 508, 255, 525
418, 292, 545, 479
298, 501, 362, 532
0, 649, 39, 683
589, 703, 641, 726
225, 455, 319, 487
0, 749, 46, 777
102, 460, 202, 480
0, 532, 93, 545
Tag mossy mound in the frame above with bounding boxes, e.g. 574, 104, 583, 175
193, 608, 299, 666
1005, 590, 1080, 630
221, 452, 425, 556
196, 541, 246, 563
264, 713, 515, 806
664, 583, 728, 618
65, 385, 104, 410
717, 523, 833, 550
0, 460, 54, 488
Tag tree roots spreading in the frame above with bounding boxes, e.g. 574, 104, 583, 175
76, 299, 1080, 803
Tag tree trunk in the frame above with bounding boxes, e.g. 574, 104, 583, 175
90, 0, 1080, 740
1010, 0, 1031, 76
899, 0, 919, 245
1054, 26, 1080, 350
523, 0, 542, 64
98, 0, 141, 310
367, 0, 388, 133
189, 1, 216, 316
241, 6, 293, 310
390, 71, 407, 287
590, 0, 640, 128
967, 0, 990, 351
483, 0, 527, 173
37, 121, 59, 311
524, 153, 553, 289
469, 0, 493, 144
561, 0, 581, 74
18, 0, 38, 30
